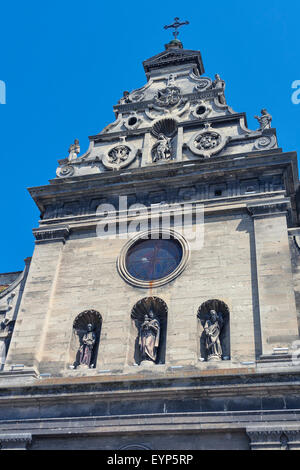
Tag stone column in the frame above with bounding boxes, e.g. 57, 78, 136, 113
0, 433, 32, 450
5, 226, 69, 371
247, 201, 299, 356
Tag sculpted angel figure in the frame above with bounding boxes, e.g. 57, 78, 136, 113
139, 310, 160, 363
204, 310, 224, 361
254, 109, 272, 130
79, 323, 96, 368
153, 134, 172, 162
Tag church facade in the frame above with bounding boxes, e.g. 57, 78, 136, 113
1, 32, 300, 450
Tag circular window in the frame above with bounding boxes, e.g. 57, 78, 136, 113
128, 116, 138, 126
118, 230, 190, 288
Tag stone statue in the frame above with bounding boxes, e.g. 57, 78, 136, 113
213, 74, 226, 105
119, 90, 131, 104
68, 139, 80, 161
204, 310, 223, 361
255, 109, 272, 130
0, 320, 14, 369
79, 323, 96, 368
153, 134, 172, 162
139, 310, 160, 363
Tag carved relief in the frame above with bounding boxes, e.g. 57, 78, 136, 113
102, 139, 138, 170
194, 77, 212, 92
108, 145, 131, 164
152, 134, 172, 162
153, 86, 181, 108
56, 165, 75, 178
188, 123, 228, 158
254, 135, 276, 150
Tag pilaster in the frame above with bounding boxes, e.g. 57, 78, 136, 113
5, 226, 69, 371
247, 201, 299, 356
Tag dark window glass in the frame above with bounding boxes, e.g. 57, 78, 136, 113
126, 237, 183, 282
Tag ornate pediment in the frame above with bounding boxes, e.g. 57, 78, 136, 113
143, 48, 205, 78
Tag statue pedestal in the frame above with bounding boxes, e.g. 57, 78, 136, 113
207, 355, 222, 362
140, 360, 155, 368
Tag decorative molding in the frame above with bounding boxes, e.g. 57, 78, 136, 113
254, 135, 276, 151
0, 433, 32, 450
246, 429, 288, 450
247, 201, 290, 218
33, 226, 70, 244
246, 428, 300, 450
101, 140, 138, 171
56, 164, 75, 178
188, 123, 228, 158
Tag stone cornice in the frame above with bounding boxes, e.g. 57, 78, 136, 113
29, 151, 297, 207
2, 368, 300, 403
247, 200, 290, 218
32, 225, 70, 244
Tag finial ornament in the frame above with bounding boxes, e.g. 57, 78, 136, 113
164, 17, 189, 40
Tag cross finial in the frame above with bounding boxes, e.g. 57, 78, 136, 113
164, 17, 189, 40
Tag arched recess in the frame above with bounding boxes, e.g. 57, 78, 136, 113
119, 444, 152, 450
69, 310, 102, 369
130, 297, 168, 365
197, 299, 230, 361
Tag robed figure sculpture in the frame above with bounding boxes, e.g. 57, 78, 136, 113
204, 310, 224, 361
79, 323, 96, 368
139, 310, 160, 363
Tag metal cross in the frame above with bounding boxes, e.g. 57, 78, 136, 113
164, 17, 189, 39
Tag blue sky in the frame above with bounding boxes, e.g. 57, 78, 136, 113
0, 0, 299, 273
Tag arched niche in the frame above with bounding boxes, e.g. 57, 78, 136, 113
70, 310, 102, 369
197, 299, 230, 362
130, 297, 168, 366
119, 444, 152, 450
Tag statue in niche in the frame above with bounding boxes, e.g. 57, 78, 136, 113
153, 134, 172, 162
0, 320, 14, 369
204, 310, 224, 361
255, 108, 272, 130
68, 139, 80, 161
78, 323, 96, 368
139, 310, 160, 363
213, 74, 226, 105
